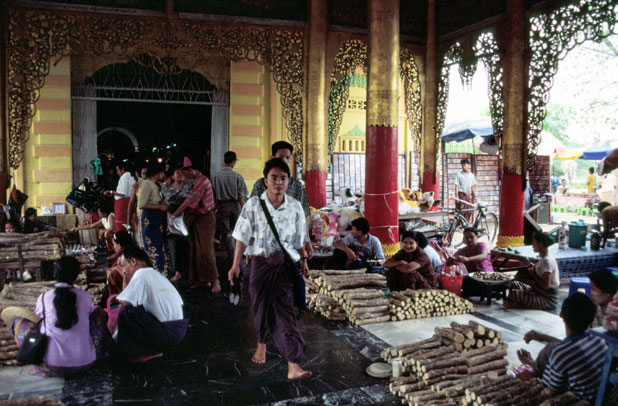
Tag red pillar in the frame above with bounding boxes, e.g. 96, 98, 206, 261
421, 172, 440, 197
365, 0, 400, 257
498, 0, 527, 247
305, 171, 326, 208
303, 0, 328, 209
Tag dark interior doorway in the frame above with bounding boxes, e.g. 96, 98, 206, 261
97, 101, 212, 174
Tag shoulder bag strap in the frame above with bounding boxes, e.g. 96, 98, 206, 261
258, 198, 295, 266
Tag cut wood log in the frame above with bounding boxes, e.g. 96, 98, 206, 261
466, 349, 507, 367
468, 359, 509, 375
468, 320, 486, 336
450, 321, 475, 339
435, 327, 465, 343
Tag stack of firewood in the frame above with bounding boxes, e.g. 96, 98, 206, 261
389, 374, 588, 406
0, 281, 56, 312
381, 333, 508, 380
0, 326, 19, 367
435, 321, 507, 353
306, 269, 390, 324
0, 396, 62, 406
307, 293, 347, 321
389, 289, 474, 321
462, 377, 589, 406
0, 232, 66, 269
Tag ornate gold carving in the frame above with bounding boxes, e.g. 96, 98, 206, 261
367, 89, 398, 127
327, 40, 421, 154
7, 8, 304, 169
527, 1, 617, 170
474, 31, 504, 157
328, 39, 367, 155
400, 47, 422, 167
437, 35, 505, 164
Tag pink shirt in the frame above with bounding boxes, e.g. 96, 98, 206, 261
455, 242, 494, 272
35, 288, 96, 368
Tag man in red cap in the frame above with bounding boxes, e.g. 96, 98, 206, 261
171, 157, 220, 292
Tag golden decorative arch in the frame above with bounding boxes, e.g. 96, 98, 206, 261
327, 39, 422, 162
7, 7, 304, 169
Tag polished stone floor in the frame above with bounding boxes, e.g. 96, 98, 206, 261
0, 263, 571, 405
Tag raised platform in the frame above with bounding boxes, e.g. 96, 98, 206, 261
492, 244, 618, 277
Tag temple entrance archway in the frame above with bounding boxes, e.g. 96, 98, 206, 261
71, 58, 229, 184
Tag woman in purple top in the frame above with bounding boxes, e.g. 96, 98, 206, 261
4, 257, 106, 377
450, 228, 494, 273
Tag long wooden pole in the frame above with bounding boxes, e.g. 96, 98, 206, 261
421, 0, 440, 197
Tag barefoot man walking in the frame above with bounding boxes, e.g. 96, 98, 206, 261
228, 158, 312, 380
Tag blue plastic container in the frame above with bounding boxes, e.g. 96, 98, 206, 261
568, 220, 588, 249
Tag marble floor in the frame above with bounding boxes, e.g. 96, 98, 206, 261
0, 268, 572, 405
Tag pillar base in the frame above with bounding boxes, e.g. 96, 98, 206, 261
365, 126, 399, 253
497, 235, 524, 248
305, 170, 327, 209
498, 173, 525, 247
382, 242, 401, 258
421, 171, 440, 196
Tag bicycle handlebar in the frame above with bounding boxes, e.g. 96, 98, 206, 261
450, 195, 487, 209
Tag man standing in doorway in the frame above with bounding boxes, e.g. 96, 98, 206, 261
212, 151, 248, 271
251, 141, 314, 258
105, 161, 135, 232
454, 158, 477, 222
229, 158, 311, 380
171, 157, 220, 292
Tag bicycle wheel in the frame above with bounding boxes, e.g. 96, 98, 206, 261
478, 212, 498, 247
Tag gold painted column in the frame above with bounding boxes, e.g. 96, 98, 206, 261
304, 0, 328, 208
0, 2, 8, 202
498, 0, 527, 247
365, 0, 400, 257
421, 0, 440, 196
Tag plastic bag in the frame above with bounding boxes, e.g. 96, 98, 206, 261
168, 215, 188, 236
439, 264, 464, 296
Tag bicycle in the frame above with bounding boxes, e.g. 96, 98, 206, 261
440, 196, 498, 247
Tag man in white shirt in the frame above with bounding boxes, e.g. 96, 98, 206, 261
116, 246, 188, 363
454, 158, 477, 222
105, 162, 136, 232
228, 158, 311, 380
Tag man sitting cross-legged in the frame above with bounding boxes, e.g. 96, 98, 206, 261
116, 246, 189, 363
517, 293, 611, 403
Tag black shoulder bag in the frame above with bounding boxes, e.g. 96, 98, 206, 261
16, 292, 48, 365
258, 198, 307, 310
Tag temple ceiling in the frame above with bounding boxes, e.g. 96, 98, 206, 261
17, 0, 565, 40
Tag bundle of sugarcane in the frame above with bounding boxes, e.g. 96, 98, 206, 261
314, 272, 387, 294
306, 269, 389, 325
0, 281, 56, 312
389, 289, 474, 321
0, 232, 67, 267
436, 321, 507, 353
0, 396, 62, 406
307, 293, 347, 321
0, 327, 19, 367
462, 376, 589, 406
